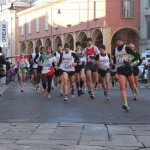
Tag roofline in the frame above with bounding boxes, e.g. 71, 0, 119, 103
17, 0, 64, 16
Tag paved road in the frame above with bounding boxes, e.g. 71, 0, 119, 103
0, 81, 149, 124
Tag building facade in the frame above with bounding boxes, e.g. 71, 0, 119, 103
140, 0, 150, 53
16, 0, 140, 55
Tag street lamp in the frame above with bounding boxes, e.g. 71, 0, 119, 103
57, 9, 61, 15
8, 2, 16, 12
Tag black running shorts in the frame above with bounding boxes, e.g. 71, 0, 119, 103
98, 68, 110, 77
55, 69, 63, 77
85, 62, 98, 72
117, 66, 133, 77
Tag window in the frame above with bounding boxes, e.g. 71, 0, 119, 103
122, 0, 134, 18
36, 18, 39, 32
28, 21, 31, 34
147, 16, 150, 39
45, 14, 48, 30
94, 1, 98, 19
21, 24, 24, 36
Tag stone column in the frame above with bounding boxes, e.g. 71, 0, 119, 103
73, 32, 77, 50
102, 26, 111, 54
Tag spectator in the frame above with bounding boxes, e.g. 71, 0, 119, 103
0, 47, 6, 84
6, 58, 11, 84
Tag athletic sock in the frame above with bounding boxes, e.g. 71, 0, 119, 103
76, 82, 79, 89
80, 80, 84, 88
95, 82, 98, 88
123, 102, 128, 106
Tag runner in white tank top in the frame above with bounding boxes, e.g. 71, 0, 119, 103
58, 43, 79, 102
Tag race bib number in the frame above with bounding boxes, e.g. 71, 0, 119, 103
116, 54, 128, 66
99, 62, 109, 70
64, 62, 72, 69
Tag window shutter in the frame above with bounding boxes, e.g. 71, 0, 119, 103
131, 0, 134, 18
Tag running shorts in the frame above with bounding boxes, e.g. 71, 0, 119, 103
132, 67, 139, 76
117, 66, 133, 77
62, 71, 76, 77
37, 65, 43, 74
75, 65, 84, 73
110, 71, 117, 77
55, 69, 63, 77
85, 62, 98, 72
98, 68, 110, 77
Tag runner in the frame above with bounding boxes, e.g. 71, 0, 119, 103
84, 38, 100, 99
53, 44, 64, 96
29, 58, 34, 87
31, 47, 41, 91
110, 64, 119, 90
95, 44, 113, 100
129, 43, 142, 100
17, 52, 29, 92
112, 35, 139, 111
75, 41, 86, 96
58, 43, 79, 102
37, 46, 45, 92
38, 46, 57, 99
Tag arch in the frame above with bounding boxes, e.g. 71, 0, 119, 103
20, 42, 26, 53
77, 31, 88, 48
92, 28, 103, 47
111, 27, 140, 52
45, 38, 51, 47
27, 41, 33, 54
54, 36, 62, 50
36, 39, 42, 48
65, 34, 74, 50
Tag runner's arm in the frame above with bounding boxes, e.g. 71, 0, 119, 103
136, 52, 143, 67
107, 53, 113, 65
58, 53, 63, 67
72, 52, 79, 65
94, 46, 100, 55
125, 47, 138, 63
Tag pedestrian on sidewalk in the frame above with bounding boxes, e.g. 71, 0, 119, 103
6, 58, 11, 85
0, 47, 6, 85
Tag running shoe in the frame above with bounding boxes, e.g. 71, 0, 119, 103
106, 95, 110, 101
98, 83, 101, 88
80, 90, 84, 95
84, 89, 87, 94
78, 90, 81, 96
104, 90, 107, 96
133, 94, 137, 101
60, 90, 63, 96
122, 104, 129, 111
21, 89, 23, 92
71, 90, 75, 97
64, 95, 68, 102
34, 85, 36, 90
90, 93, 95, 99
88, 90, 92, 95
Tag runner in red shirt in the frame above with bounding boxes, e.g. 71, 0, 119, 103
84, 38, 100, 99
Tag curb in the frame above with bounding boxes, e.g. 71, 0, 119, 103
0, 84, 11, 96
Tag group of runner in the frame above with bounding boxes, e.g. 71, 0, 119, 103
16, 35, 142, 111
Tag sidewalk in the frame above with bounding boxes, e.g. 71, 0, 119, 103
0, 122, 149, 150
0, 84, 11, 96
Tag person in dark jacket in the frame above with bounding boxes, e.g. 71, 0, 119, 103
0, 47, 6, 84
6, 58, 11, 84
